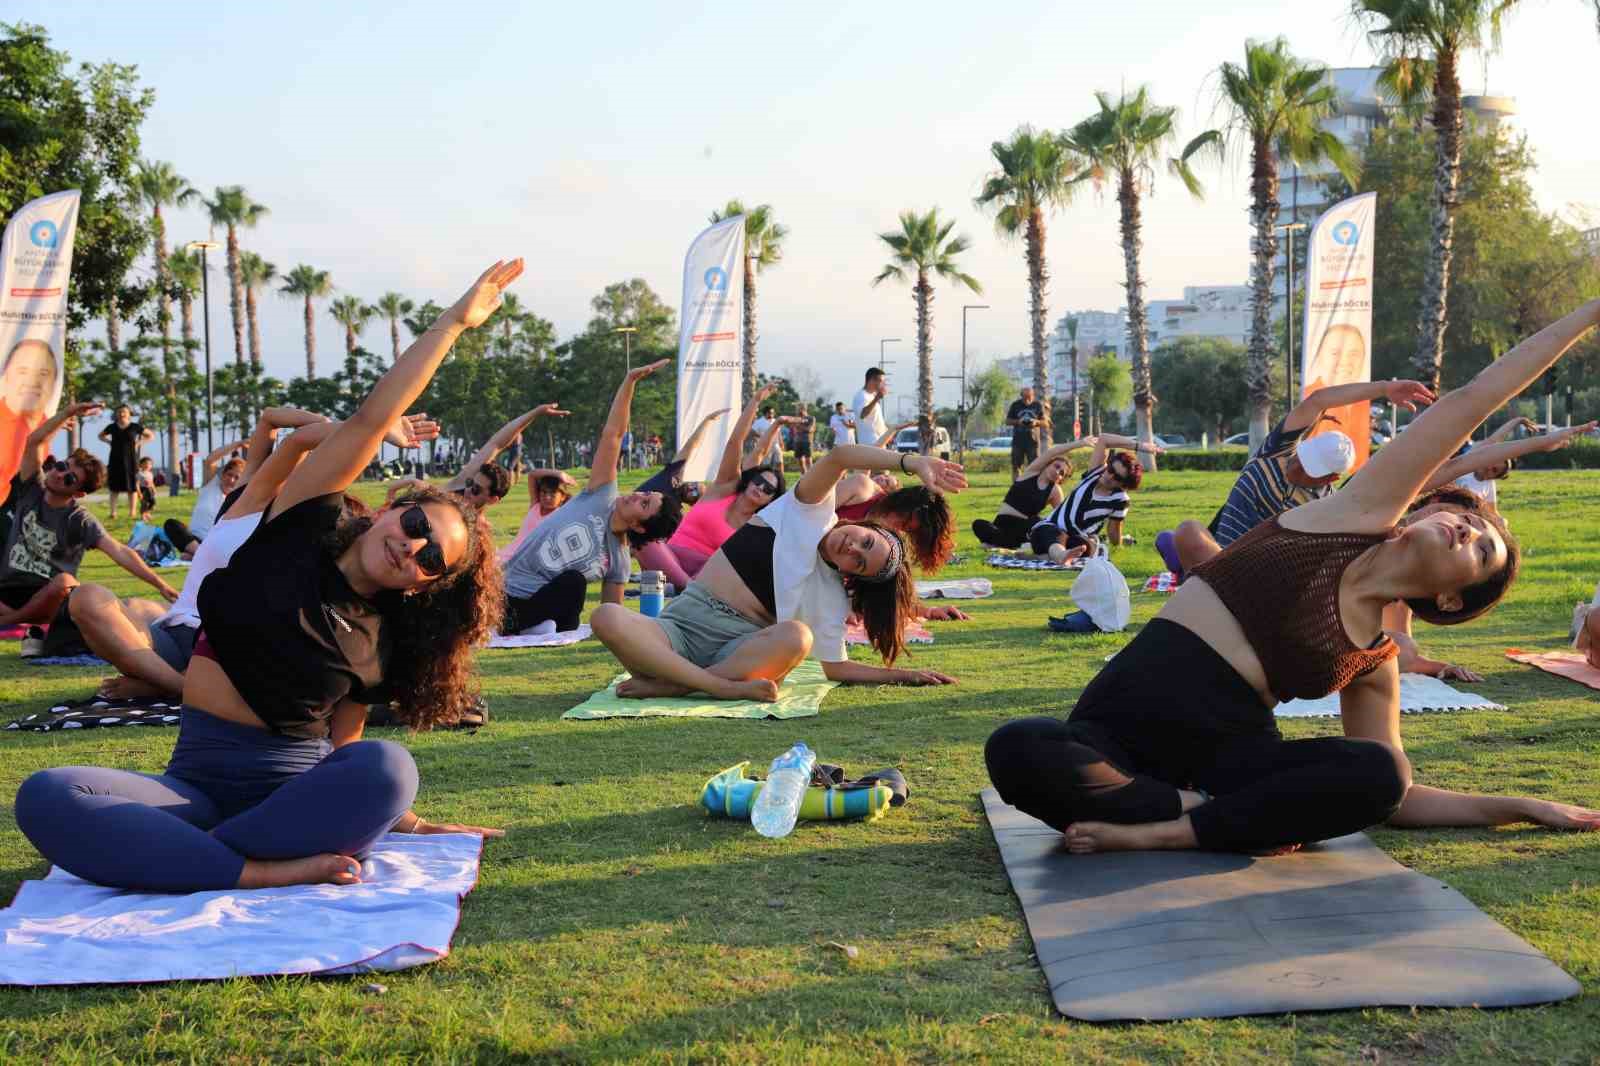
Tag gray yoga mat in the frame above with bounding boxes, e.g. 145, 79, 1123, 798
980, 788, 1580, 1021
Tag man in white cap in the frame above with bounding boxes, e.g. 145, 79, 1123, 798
1156, 379, 1436, 576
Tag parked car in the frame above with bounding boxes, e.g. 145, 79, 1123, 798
893, 425, 953, 458
1223, 432, 1251, 447
977, 435, 1013, 453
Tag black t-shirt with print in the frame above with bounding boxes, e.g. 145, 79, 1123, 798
0, 474, 106, 592
1007, 399, 1044, 445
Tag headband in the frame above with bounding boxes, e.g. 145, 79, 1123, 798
857, 525, 904, 585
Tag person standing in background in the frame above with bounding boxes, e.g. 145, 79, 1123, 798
852, 368, 889, 446
98, 405, 155, 521
1006, 385, 1046, 481
828, 402, 856, 449
791, 403, 816, 473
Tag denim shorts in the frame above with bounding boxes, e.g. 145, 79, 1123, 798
653, 584, 766, 668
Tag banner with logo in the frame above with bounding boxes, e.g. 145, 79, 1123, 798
1300, 191, 1376, 469
0, 190, 80, 491
675, 215, 746, 482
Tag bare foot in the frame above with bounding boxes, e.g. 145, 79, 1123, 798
236, 853, 361, 889
1250, 842, 1306, 857
97, 675, 174, 701
617, 675, 691, 699
1062, 817, 1196, 854
715, 678, 779, 703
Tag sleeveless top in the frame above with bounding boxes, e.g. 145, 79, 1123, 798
835, 498, 875, 522
668, 493, 738, 557
1188, 516, 1397, 702
720, 522, 778, 615
1002, 474, 1053, 517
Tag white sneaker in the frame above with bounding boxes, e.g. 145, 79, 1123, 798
529, 619, 557, 636
20, 626, 46, 658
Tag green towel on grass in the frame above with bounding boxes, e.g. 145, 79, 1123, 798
562, 659, 836, 720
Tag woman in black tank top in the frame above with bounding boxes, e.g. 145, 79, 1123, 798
972, 438, 1086, 549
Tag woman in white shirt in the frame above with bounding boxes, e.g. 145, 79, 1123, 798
590, 443, 965, 701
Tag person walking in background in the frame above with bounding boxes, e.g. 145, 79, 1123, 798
136, 457, 158, 523
852, 368, 889, 446
99, 404, 154, 521
828, 402, 856, 448
1007, 385, 1046, 481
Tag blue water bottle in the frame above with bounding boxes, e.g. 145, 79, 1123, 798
639, 570, 665, 617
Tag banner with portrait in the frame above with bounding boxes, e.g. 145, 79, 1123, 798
1300, 191, 1376, 469
0, 190, 80, 492
675, 215, 746, 483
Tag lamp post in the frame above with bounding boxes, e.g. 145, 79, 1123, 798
1276, 222, 1307, 414
612, 325, 638, 441
953, 305, 988, 461
184, 240, 221, 452
878, 337, 900, 367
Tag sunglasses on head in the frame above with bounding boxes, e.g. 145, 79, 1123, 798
50, 460, 78, 488
399, 505, 449, 576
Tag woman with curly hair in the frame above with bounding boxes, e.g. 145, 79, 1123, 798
15, 260, 521, 892
590, 443, 968, 701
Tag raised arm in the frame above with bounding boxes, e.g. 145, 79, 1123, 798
794, 443, 966, 505
1421, 422, 1597, 492
1483, 415, 1535, 446
1023, 437, 1095, 478
1285, 379, 1435, 435
1329, 300, 1600, 530
705, 386, 774, 494
673, 408, 731, 468
447, 403, 568, 492
748, 417, 790, 464
587, 359, 669, 493
242, 407, 329, 480
523, 467, 575, 503
22, 402, 101, 481
241, 415, 438, 519
201, 438, 245, 484
1088, 433, 1160, 470
272, 260, 523, 519
877, 421, 915, 449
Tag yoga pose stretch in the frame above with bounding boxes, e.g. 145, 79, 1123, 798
1022, 434, 1158, 558
498, 468, 575, 563
986, 301, 1600, 856
972, 438, 1089, 550
499, 361, 682, 634
590, 443, 967, 701
633, 388, 789, 590
394, 401, 569, 512
16, 260, 518, 893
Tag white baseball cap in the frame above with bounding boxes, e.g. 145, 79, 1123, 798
1295, 431, 1356, 479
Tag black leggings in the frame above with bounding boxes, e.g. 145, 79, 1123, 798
985, 620, 1407, 852
503, 570, 588, 634
973, 514, 1035, 549
164, 518, 198, 553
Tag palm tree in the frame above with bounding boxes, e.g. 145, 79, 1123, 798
372, 292, 415, 363
1217, 38, 1358, 442
279, 264, 334, 378
710, 200, 788, 402
491, 291, 524, 356
974, 126, 1081, 413
1063, 315, 1081, 432
329, 294, 373, 356
239, 252, 277, 371
1353, 1, 1523, 388
168, 247, 204, 451
202, 185, 269, 366
873, 209, 982, 453
135, 160, 198, 468
1065, 87, 1218, 454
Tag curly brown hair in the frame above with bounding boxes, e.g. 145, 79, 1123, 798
67, 448, 105, 495
839, 521, 917, 664
867, 486, 955, 574
327, 485, 503, 730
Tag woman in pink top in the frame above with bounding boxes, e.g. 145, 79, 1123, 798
635, 386, 790, 589
498, 468, 575, 563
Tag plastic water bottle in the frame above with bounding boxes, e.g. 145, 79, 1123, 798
750, 742, 816, 838
638, 570, 664, 617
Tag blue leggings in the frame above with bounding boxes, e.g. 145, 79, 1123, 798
15, 707, 419, 893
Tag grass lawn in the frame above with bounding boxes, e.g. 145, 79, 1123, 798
1, 467, 1597, 1064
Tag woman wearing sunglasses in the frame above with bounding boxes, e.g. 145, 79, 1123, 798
16, 261, 521, 893
633, 385, 790, 592
590, 442, 967, 702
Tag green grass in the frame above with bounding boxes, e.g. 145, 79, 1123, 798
1, 470, 1598, 1064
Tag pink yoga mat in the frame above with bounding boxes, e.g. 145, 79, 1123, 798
0, 624, 40, 641
1505, 649, 1600, 692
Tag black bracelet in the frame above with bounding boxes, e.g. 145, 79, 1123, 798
899, 453, 909, 473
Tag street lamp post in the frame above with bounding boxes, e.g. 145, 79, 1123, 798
878, 337, 900, 367
954, 305, 988, 462
612, 325, 638, 445
1277, 222, 1307, 414
184, 240, 221, 453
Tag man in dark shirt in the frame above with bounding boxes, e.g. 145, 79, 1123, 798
1006, 386, 1046, 480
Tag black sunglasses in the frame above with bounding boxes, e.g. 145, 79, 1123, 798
50, 460, 78, 488
751, 478, 779, 496
400, 505, 448, 576
464, 479, 487, 497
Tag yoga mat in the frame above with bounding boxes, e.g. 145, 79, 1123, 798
0, 832, 483, 986
487, 624, 592, 649
980, 788, 1579, 1021
1142, 571, 1178, 594
7, 695, 184, 732
1275, 673, 1506, 718
914, 578, 993, 600
0, 624, 32, 640
846, 619, 933, 646
563, 658, 835, 721
985, 551, 1084, 572
21, 654, 107, 668
1506, 649, 1600, 692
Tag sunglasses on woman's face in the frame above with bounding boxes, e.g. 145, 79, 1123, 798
751, 478, 779, 496
50, 460, 78, 488
400, 505, 448, 576
464, 479, 487, 498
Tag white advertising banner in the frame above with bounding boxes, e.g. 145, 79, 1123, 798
675, 215, 746, 483
1300, 191, 1376, 470
0, 190, 80, 490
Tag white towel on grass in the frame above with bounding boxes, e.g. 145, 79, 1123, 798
1275, 673, 1506, 718
0, 833, 482, 986
488, 623, 592, 648
914, 578, 993, 600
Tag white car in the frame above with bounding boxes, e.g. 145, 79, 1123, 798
978, 435, 1013, 453
893, 426, 953, 458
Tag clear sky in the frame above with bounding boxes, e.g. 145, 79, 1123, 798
21, 1, 1600, 415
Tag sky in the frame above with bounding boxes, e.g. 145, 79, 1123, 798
20, 0, 1600, 419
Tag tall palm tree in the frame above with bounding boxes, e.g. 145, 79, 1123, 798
1217, 38, 1358, 442
329, 294, 373, 356
974, 126, 1081, 413
279, 264, 334, 378
372, 292, 415, 363
1065, 87, 1218, 453
1063, 315, 1082, 432
135, 160, 198, 467
239, 252, 277, 371
872, 209, 982, 453
709, 200, 788, 402
1353, 1, 1513, 388
202, 185, 269, 366
492, 291, 524, 356
168, 248, 204, 451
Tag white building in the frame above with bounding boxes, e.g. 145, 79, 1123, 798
1144, 285, 1251, 349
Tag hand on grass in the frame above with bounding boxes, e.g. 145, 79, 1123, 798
896, 668, 956, 686
414, 819, 506, 838
922, 605, 971, 622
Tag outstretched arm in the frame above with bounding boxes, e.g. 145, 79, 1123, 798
201, 438, 245, 484
795, 443, 966, 505
703, 385, 774, 497
22, 402, 102, 481
1421, 422, 1597, 492
242, 407, 329, 480
747, 417, 789, 464
587, 359, 669, 493
1484, 415, 1536, 445
821, 659, 957, 686
272, 260, 522, 519
1286, 379, 1435, 435
94, 535, 178, 603
673, 408, 731, 468
1088, 433, 1160, 470
876, 421, 915, 449
1023, 437, 1095, 478
448, 403, 568, 491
